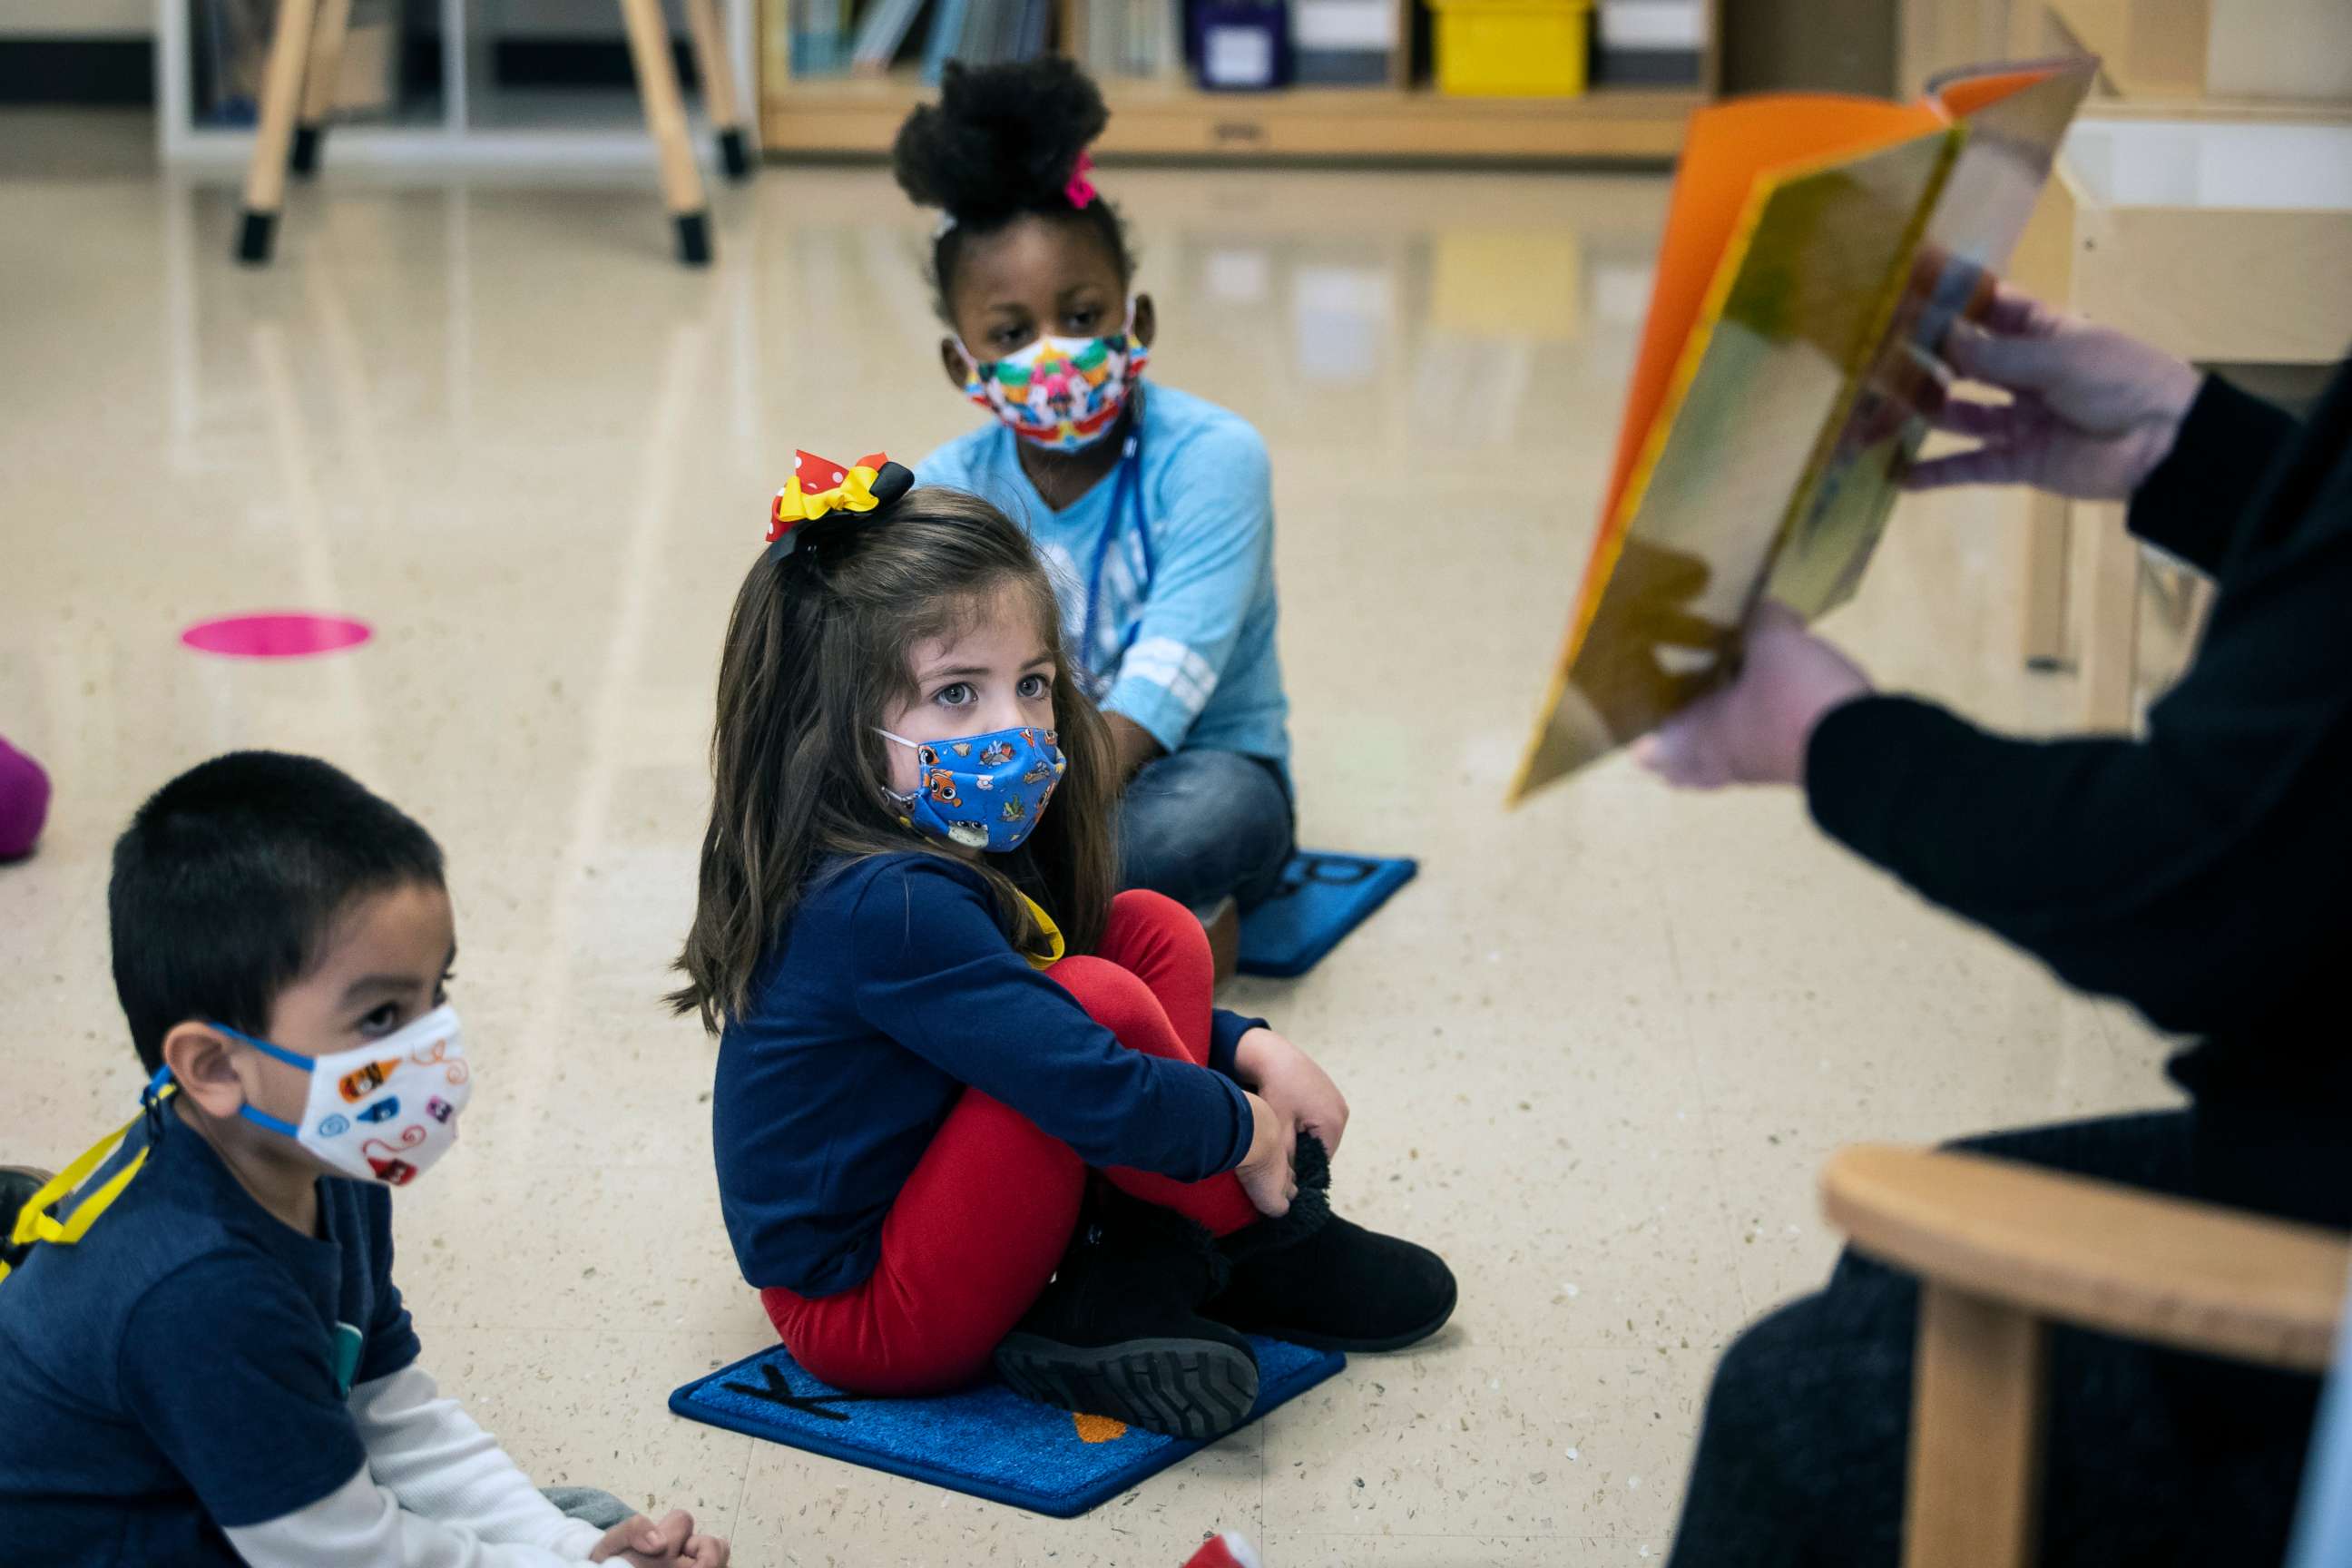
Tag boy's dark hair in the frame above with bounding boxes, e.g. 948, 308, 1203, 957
892, 58, 1137, 320
670, 486, 1120, 1034
109, 751, 446, 1072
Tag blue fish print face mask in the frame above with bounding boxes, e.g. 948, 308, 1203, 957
877, 724, 1068, 853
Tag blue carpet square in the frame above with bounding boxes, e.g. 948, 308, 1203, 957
669, 1337, 1346, 1517
1237, 851, 1418, 978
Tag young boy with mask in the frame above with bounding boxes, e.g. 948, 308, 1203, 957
897, 60, 1295, 968
0, 751, 730, 1568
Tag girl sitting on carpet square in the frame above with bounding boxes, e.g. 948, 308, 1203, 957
671, 457, 1452, 1439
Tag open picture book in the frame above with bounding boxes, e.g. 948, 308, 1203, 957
1509, 56, 2099, 802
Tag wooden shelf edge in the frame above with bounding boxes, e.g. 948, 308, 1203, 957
760, 82, 1699, 160
2076, 96, 2352, 126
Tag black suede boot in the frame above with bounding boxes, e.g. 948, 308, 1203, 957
995, 1184, 1261, 1440
1206, 1133, 1457, 1352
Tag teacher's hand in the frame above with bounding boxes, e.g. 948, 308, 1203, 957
1635, 603, 1870, 789
1906, 282, 2200, 501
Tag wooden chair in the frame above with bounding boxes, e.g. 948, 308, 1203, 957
1821, 1143, 2352, 1568
236, 0, 753, 269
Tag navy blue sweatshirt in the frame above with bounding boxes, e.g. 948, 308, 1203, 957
714, 854, 1259, 1297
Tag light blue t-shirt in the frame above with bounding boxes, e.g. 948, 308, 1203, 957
917, 385, 1291, 776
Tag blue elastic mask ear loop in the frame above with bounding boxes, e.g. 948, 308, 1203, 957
203, 1022, 310, 1138
141, 1064, 175, 1136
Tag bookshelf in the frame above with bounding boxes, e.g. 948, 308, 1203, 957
760, 0, 1720, 160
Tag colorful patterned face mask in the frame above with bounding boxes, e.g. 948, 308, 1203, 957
956, 309, 1149, 454
0, 1008, 472, 1286
212, 1005, 473, 1187
878, 725, 1067, 852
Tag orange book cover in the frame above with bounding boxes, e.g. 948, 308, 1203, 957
1508, 57, 2097, 803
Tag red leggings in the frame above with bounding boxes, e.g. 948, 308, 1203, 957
760, 890, 1261, 1396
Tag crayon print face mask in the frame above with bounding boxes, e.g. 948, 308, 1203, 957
213, 1005, 472, 1187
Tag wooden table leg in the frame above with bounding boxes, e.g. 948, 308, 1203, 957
291, 0, 356, 178
2000, 120, 2079, 670
682, 0, 753, 180
618, 0, 715, 265
2079, 500, 2141, 731
2017, 489, 2071, 671
236, 0, 324, 264
1904, 1284, 2050, 1568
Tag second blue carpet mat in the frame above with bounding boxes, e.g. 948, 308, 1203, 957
1238, 851, 1418, 978
670, 1337, 1346, 1517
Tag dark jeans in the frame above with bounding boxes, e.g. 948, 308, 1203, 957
1671, 1110, 2329, 1567
541, 1487, 633, 1530
1118, 747, 1294, 915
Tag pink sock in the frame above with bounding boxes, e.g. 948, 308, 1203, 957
0, 737, 51, 860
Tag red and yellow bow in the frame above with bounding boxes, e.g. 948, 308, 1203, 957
769, 450, 892, 544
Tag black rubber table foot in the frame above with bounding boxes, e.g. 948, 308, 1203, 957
290, 125, 323, 176
719, 128, 751, 181
675, 210, 713, 266
236, 210, 278, 265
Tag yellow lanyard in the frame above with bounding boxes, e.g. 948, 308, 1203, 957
1017, 893, 1066, 970
0, 1084, 175, 1284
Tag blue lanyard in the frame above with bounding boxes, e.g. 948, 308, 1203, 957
1078, 406, 1150, 680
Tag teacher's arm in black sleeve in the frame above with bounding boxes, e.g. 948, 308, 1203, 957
2128, 374, 2302, 575
1806, 436, 2352, 1037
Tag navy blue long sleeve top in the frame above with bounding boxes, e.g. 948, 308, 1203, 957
713, 853, 1259, 1297
1806, 363, 2352, 1218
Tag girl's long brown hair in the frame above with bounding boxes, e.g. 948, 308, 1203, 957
670, 486, 1119, 1034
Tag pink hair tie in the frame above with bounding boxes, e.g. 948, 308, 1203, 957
1064, 150, 1098, 211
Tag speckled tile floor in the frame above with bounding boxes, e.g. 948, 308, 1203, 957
0, 110, 2176, 1564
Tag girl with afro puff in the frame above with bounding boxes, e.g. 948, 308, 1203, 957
897, 59, 1296, 972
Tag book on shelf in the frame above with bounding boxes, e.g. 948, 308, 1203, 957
984, 0, 1006, 64
1017, 0, 1053, 64
1140, 0, 1176, 75
911, 0, 1054, 83
1075, 0, 1181, 79
851, 0, 934, 73
1510, 56, 2099, 800
921, 0, 972, 81
967, 0, 997, 66
791, 0, 855, 74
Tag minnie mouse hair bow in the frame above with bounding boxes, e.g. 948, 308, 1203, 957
767, 449, 916, 562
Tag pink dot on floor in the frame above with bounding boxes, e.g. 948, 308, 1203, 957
181, 612, 373, 659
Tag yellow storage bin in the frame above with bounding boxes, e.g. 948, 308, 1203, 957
1430, 0, 1592, 97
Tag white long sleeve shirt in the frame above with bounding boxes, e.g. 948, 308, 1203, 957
223, 1365, 611, 1567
